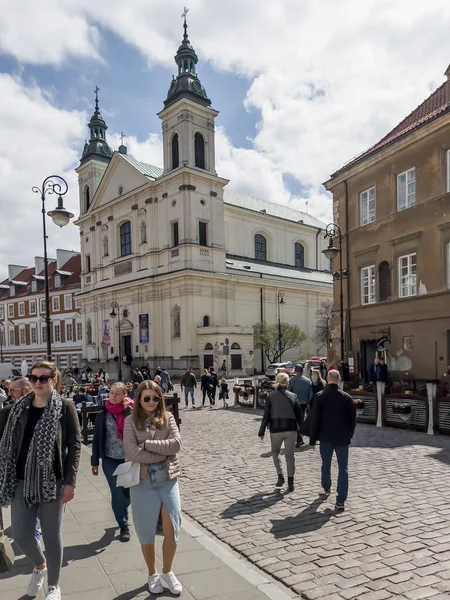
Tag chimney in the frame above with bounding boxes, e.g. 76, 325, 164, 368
56, 249, 80, 269
34, 257, 45, 275
8, 265, 27, 280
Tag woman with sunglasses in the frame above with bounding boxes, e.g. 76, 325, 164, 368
124, 380, 182, 595
0, 360, 81, 600
91, 382, 133, 542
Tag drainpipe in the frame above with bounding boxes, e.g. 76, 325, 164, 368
315, 228, 321, 270
260, 274, 265, 372
344, 179, 351, 361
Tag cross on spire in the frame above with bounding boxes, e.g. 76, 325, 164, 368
94, 86, 99, 111
120, 131, 125, 145
181, 6, 189, 39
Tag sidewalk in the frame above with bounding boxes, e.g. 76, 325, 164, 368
1, 446, 298, 600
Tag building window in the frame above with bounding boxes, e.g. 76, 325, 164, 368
74, 297, 81, 310
294, 242, 305, 268
171, 133, 179, 169
199, 222, 208, 247
84, 185, 90, 211
19, 327, 26, 345
31, 325, 37, 344
397, 168, 416, 211
41, 324, 47, 344
254, 234, 267, 261
8, 304, 14, 318
31, 280, 37, 292
29, 299, 36, 315
231, 353, 242, 370
194, 132, 206, 169
0, 328, 5, 347
172, 222, 179, 247
86, 255, 91, 274
203, 315, 210, 327
9, 286, 15, 297
120, 221, 132, 256
76, 322, 83, 341
54, 323, 61, 343
53, 296, 60, 312
378, 261, 392, 302
172, 305, 181, 338
447, 150, 450, 193
66, 322, 73, 342
103, 236, 109, 257
0, 305, 3, 320
360, 187, 376, 225
64, 294, 72, 310
54, 275, 61, 288
361, 265, 376, 305
40, 298, 46, 314
18, 302, 25, 317
9, 328, 14, 346
398, 253, 417, 298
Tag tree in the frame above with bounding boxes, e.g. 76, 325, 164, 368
313, 300, 333, 353
253, 321, 307, 364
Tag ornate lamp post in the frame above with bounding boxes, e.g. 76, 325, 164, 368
32, 176, 73, 361
277, 290, 285, 361
322, 223, 349, 366
110, 301, 122, 381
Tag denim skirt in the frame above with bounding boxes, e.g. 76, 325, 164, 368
130, 462, 181, 545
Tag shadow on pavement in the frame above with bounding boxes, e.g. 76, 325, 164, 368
220, 490, 284, 519
62, 526, 117, 566
269, 496, 334, 538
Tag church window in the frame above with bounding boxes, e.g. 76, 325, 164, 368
199, 222, 208, 247
194, 133, 206, 169
171, 133, 179, 169
254, 234, 267, 261
120, 221, 132, 256
204, 342, 213, 350
172, 305, 181, 339
84, 185, 90, 212
140, 221, 147, 244
295, 242, 305, 268
172, 222, 179, 247
231, 343, 241, 350
203, 315, 210, 327
103, 236, 109, 257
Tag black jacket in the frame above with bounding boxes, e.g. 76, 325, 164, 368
259, 388, 303, 436
201, 374, 213, 390
91, 406, 132, 467
309, 384, 356, 446
0, 397, 81, 487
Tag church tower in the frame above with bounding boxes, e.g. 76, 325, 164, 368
158, 11, 217, 175
76, 88, 113, 215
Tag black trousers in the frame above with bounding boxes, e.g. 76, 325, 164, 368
202, 388, 213, 405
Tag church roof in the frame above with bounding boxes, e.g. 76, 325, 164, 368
223, 190, 326, 229
120, 154, 163, 180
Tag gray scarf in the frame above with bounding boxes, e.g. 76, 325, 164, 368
0, 390, 62, 508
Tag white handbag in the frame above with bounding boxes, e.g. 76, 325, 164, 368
113, 461, 140, 488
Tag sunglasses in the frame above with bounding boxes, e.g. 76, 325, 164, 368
29, 374, 52, 384
142, 395, 160, 403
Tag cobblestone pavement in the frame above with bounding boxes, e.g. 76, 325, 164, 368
178, 390, 450, 600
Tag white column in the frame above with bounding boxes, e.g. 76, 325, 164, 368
376, 381, 385, 427
426, 382, 436, 436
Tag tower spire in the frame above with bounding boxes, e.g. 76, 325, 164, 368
182, 7, 189, 40
79, 86, 113, 164
94, 85, 100, 112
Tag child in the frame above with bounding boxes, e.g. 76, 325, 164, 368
219, 378, 229, 409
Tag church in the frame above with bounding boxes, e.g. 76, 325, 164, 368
75, 17, 333, 376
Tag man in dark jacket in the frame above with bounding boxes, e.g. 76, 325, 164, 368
309, 369, 356, 510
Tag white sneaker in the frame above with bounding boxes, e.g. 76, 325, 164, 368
46, 586, 61, 600
161, 571, 183, 595
148, 573, 163, 594
27, 567, 47, 597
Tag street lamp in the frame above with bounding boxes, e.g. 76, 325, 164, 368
32, 176, 74, 362
322, 223, 349, 368
110, 301, 122, 381
0, 323, 4, 362
277, 290, 285, 361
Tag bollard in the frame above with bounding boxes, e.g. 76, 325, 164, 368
426, 382, 436, 436
376, 381, 385, 427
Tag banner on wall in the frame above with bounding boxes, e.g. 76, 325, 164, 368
102, 320, 110, 346
139, 314, 149, 344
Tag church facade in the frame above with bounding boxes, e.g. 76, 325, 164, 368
75, 20, 332, 376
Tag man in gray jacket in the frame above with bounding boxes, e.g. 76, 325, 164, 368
288, 364, 312, 447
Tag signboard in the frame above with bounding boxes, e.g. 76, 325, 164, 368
102, 320, 110, 346
139, 314, 149, 344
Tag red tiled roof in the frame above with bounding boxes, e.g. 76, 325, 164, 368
332, 79, 450, 177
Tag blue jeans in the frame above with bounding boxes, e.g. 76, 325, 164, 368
184, 387, 195, 406
102, 456, 131, 528
320, 443, 349, 504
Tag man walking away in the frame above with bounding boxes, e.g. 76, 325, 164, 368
288, 364, 312, 447
309, 369, 356, 511
209, 367, 219, 405
160, 368, 171, 393
181, 367, 197, 409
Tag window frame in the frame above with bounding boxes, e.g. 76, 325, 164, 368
29, 299, 37, 315
0, 305, 3, 320
76, 322, 83, 341
8, 327, 14, 346
360, 186, 376, 226
54, 323, 61, 343
19, 326, 26, 345
41, 324, 47, 344
39, 298, 46, 315
66, 322, 73, 342
85, 255, 91, 274
199, 221, 208, 247
360, 265, 376, 305
30, 324, 37, 344
8, 304, 14, 318
64, 294, 72, 310
254, 233, 267, 261
18, 302, 25, 317
120, 221, 132, 257
397, 168, 416, 212
54, 274, 61, 288
398, 253, 417, 298
294, 242, 305, 268
172, 221, 179, 248
52, 296, 60, 312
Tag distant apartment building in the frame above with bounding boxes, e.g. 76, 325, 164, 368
0, 249, 82, 370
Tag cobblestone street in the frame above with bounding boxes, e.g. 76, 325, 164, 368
179, 394, 450, 600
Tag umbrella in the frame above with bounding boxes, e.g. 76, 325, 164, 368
21, 359, 28, 377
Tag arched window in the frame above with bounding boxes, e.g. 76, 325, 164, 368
103, 236, 109, 257
171, 133, 179, 169
231, 342, 241, 350
295, 242, 305, 268
203, 315, 210, 327
204, 343, 213, 350
194, 133, 206, 169
172, 305, 181, 338
254, 234, 267, 261
120, 221, 132, 256
84, 185, 90, 212
140, 221, 147, 244
378, 261, 391, 302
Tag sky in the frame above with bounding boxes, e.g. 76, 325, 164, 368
0, 0, 450, 277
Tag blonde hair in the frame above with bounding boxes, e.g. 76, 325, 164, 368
220, 378, 226, 384
110, 382, 127, 396
203, 368, 209, 374
275, 372, 289, 388
312, 369, 326, 386
133, 380, 168, 430
31, 360, 62, 393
